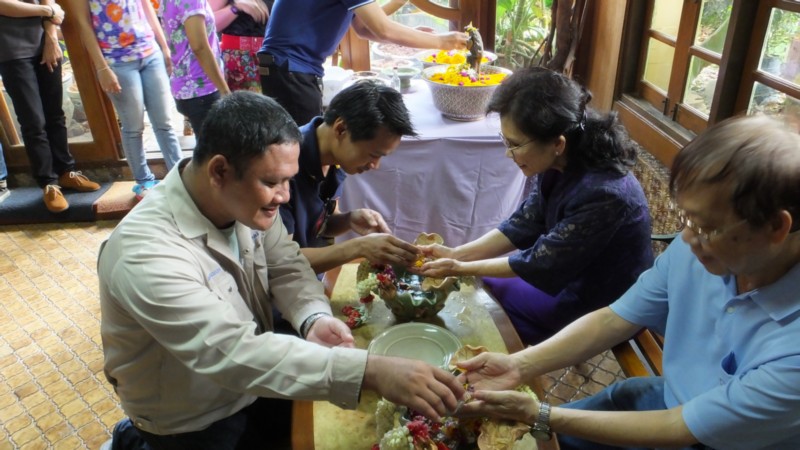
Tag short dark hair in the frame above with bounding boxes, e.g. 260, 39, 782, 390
194, 91, 302, 178
487, 67, 636, 175
670, 115, 800, 231
323, 80, 418, 141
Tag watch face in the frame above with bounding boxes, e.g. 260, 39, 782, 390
530, 426, 552, 441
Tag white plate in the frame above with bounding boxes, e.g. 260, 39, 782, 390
368, 323, 461, 369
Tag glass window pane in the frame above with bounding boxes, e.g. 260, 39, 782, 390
759, 8, 800, 86
683, 57, 720, 117
643, 38, 675, 92
381, 0, 450, 31
651, 0, 682, 37
1, 56, 94, 145
694, 0, 732, 54
748, 82, 800, 131
62, 58, 94, 144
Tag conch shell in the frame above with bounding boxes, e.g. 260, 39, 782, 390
413, 232, 444, 247
449, 344, 489, 372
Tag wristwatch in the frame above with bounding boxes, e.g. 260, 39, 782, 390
529, 401, 553, 441
230, 2, 240, 15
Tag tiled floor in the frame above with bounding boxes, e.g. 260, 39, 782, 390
0, 221, 625, 449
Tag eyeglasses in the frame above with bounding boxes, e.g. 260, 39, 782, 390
673, 204, 749, 243
498, 132, 535, 158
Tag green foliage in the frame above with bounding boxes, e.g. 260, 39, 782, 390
495, 0, 549, 70
765, 8, 800, 59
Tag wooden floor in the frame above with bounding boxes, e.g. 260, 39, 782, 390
0, 221, 625, 449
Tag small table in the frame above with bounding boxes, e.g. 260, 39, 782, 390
337, 80, 526, 247
291, 263, 558, 450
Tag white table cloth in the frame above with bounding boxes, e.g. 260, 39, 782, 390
338, 79, 526, 247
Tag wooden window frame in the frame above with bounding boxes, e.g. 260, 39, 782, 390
615, 0, 761, 166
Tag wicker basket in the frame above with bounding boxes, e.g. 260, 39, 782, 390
422, 65, 512, 121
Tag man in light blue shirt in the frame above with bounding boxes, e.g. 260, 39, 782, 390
452, 115, 800, 450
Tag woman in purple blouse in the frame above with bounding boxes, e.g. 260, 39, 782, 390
418, 67, 654, 345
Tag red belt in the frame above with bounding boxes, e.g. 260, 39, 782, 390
220, 34, 263, 52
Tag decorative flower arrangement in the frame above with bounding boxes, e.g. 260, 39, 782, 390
355, 261, 459, 323
428, 64, 507, 87
373, 345, 536, 450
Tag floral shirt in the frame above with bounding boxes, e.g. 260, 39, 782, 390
499, 167, 653, 326
161, 0, 220, 99
89, 0, 156, 63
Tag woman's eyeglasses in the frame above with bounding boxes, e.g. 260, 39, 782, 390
498, 132, 535, 158
672, 203, 749, 243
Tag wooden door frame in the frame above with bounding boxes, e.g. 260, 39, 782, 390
0, 6, 123, 172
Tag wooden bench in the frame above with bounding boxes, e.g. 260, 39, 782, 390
611, 151, 679, 378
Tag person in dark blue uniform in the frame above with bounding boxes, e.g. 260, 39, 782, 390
279, 80, 421, 274
258, 0, 468, 125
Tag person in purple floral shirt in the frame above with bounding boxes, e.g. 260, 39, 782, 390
161, 0, 230, 142
417, 68, 654, 345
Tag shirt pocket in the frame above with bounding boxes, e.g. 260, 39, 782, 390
207, 272, 254, 322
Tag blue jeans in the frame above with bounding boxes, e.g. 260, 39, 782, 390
108, 50, 182, 183
557, 377, 708, 450
0, 142, 7, 180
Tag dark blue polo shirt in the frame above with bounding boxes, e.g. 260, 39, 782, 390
280, 117, 347, 248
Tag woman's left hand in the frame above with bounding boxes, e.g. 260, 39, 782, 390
418, 257, 461, 277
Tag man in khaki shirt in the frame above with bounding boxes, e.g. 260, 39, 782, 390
98, 91, 464, 449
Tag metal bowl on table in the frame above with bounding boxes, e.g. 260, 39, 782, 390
422, 64, 512, 121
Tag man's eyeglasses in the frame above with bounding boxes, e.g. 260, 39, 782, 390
498, 132, 535, 158
673, 204, 749, 243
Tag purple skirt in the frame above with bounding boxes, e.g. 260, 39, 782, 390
482, 276, 562, 346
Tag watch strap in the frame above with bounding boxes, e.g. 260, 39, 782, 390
530, 401, 553, 441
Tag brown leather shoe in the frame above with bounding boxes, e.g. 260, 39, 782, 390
58, 171, 101, 192
43, 185, 69, 213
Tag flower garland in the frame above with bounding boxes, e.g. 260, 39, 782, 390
428, 64, 506, 87
342, 264, 398, 329
424, 50, 490, 66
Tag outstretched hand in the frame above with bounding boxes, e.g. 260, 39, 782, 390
456, 389, 539, 424
356, 233, 420, 267
418, 257, 462, 278
305, 316, 355, 348
364, 355, 466, 421
456, 351, 521, 391
438, 31, 469, 51
349, 209, 391, 235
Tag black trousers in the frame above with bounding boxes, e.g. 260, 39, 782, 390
258, 54, 322, 126
0, 55, 74, 187
175, 91, 222, 148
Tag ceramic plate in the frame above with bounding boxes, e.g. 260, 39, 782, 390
368, 323, 461, 368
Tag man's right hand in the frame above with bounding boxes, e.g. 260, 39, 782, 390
356, 233, 419, 267
437, 31, 469, 51
363, 355, 465, 421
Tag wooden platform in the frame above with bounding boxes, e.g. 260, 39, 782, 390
93, 181, 138, 220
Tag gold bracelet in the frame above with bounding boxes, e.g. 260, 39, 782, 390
97, 66, 113, 73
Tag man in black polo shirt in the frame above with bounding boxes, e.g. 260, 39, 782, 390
279, 80, 421, 274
